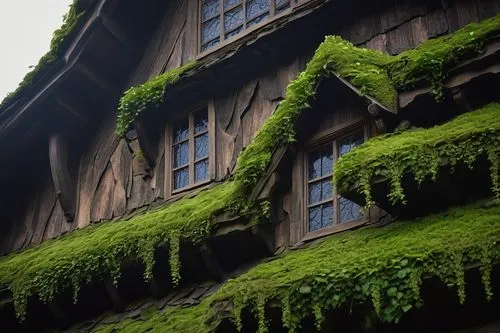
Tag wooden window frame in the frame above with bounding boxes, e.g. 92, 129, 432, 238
164, 101, 216, 198
197, 0, 298, 56
295, 118, 370, 243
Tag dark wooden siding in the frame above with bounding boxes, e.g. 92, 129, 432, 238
1, 0, 498, 255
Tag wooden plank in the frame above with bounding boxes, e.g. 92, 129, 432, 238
445, 0, 479, 32
183, 0, 200, 63
49, 133, 76, 222
425, 8, 449, 39
475, 0, 500, 20
386, 20, 414, 55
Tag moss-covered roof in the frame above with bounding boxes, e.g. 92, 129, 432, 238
115, 14, 500, 135
89, 200, 500, 333
334, 103, 500, 206
2, 13, 500, 325
0, 0, 93, 112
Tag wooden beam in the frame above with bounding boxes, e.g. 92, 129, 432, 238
199, 242, 225, 282
101, 16, 137, 54
135, 121, 157, 169
104, 279, 124, 312
75, 63, 116, 93
55, 95, 88, 124
149, 276, 167, 299
49, 133, 76, 222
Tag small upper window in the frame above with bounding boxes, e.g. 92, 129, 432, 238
306, 129, 365, 233
200, 0, 292, 52
172, 108, 211, 191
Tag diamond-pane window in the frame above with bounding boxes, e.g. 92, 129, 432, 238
305, 128, 366, 233
171, 108, 211, 191
200, 0, 291, 52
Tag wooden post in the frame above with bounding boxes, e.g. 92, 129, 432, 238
104, 279, 124, 312
49, 133, 76, 222
199, 242, 225, 282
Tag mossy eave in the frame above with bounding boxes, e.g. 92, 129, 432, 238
116, 61, 200, 137
333, 103, 500, 208
88, 200, 500, 333
0, 0, 96, 113
0, 181, 267, 320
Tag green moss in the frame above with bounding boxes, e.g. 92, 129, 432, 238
334, 103, 500, 206
2, 14, 500, 324
115, 61, 199, 137
234, 15, 500, 189
0, 182, 254, 319
0, 0, 90, 111
90, 200, 500, 332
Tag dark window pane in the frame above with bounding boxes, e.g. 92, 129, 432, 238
308, 151, 322, 180
224, 6, 244, 32
174, 167, 189, 190
321, 180, 333, 201
173, 119, 189, 143
226, 26, 243, 39
321, 202, 334, 228
202, 17, 221, 44
195, 159, 209, 183
308, 145, 333, 179
308, 181, 321, 204
275, 0, 290, 12
338, 130, 364, 157
247, 12, 269, 27
202, 0, 220, 20
201, 37, 220, 52
246, 0, 269, 20
308, 206, 322, 232
195, 133, 209, 160
339, 197, 362, 223
322, 152, 333, 177
224, 0, 241, 8
194, 109, 209, 134
173, 142, 189, 168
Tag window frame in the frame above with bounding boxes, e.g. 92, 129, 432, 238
197, 0, 297, 56
296, 119, 370, 243
164, 102, 216, 197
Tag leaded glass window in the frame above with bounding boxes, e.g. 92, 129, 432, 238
306, 129, 365, 233
172, 108, 211, 191
200, 0, 291, 52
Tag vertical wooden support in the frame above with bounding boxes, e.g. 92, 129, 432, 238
135, 121, 157, 169
49, 133, 76, 222
199, 242, 225, 282
104, 279, 124, 312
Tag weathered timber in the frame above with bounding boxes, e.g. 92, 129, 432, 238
200, 242, 225, 282
49, 133, 76, 222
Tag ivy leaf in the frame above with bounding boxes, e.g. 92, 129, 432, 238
299, 285, 311, 294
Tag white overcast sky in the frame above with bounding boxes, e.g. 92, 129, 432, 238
0, 0, 72, 99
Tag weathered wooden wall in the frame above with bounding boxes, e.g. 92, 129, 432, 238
1, 0, 498, 255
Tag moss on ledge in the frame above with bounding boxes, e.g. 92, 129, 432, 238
91, 200, 500, 333
115, 15, 499, 141
0, 182, 253, 319
0, 0, 90, 111
235, 15, 500, 189
334, 103, 500, 206
116, 62, 199, 136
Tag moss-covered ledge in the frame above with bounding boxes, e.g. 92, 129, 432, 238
90, 200, 500, 333
334, 103, 500, 207
114, 14, 500, 136
116, 61, 199, 136
0, 0, 91, 112
0, 182, 258, 319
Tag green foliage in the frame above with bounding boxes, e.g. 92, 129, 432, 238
0, 0, 89, 111
90, 200, 500, 332
115, 62, 199, 136
334, 104, 500, 206
234, 15, 500, 189
0, 182, 249, 319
